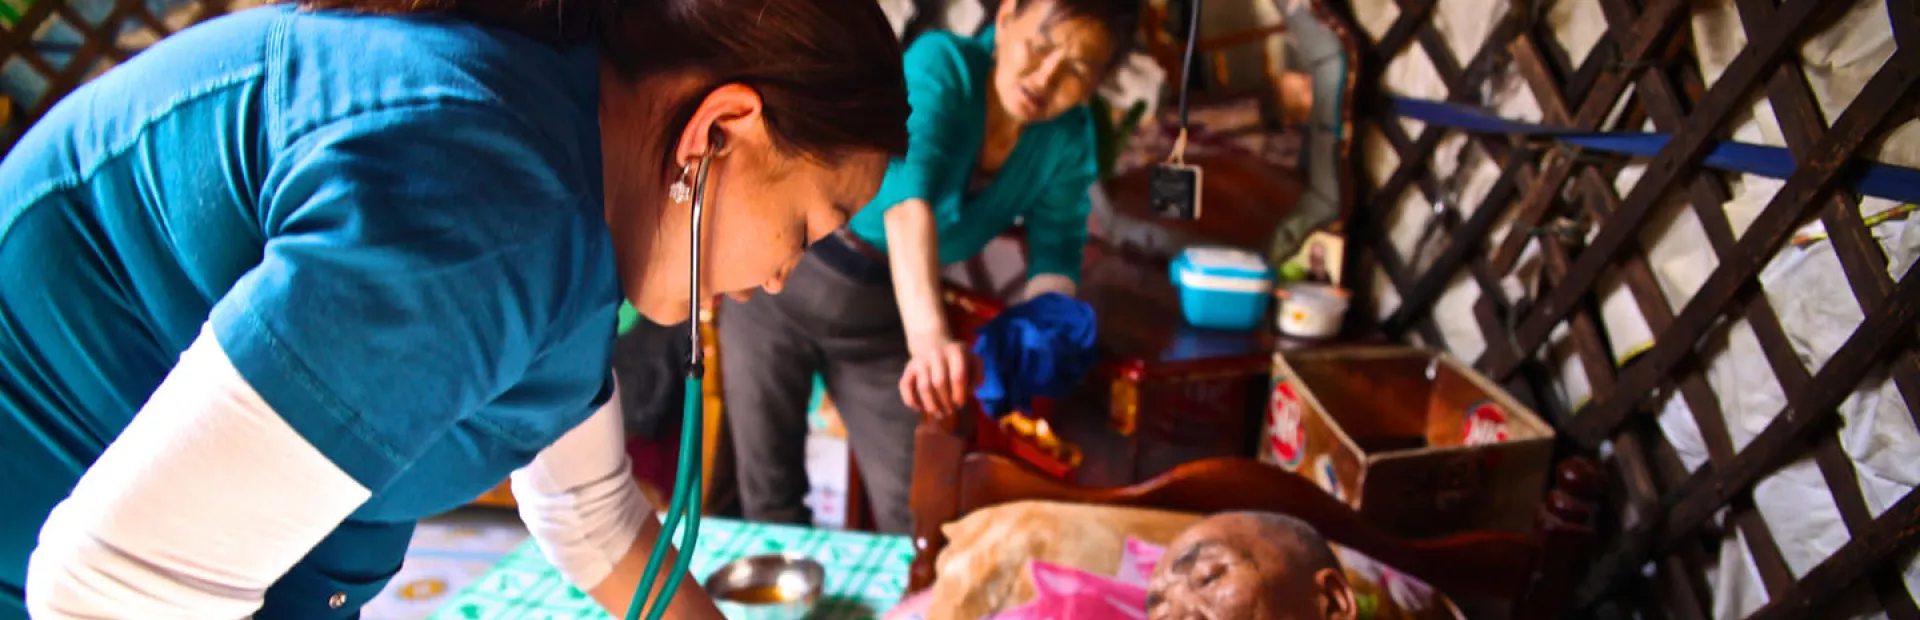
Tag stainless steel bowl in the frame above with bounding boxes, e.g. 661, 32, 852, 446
702, 554, 825, 620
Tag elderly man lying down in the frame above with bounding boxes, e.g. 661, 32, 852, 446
884, 503, 1456, 620
1147, 512, 1357, 620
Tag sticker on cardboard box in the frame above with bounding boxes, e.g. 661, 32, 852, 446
1266, 380, 1307, 470
1312, 454, 1344, 502
1461, 401, 1509, 446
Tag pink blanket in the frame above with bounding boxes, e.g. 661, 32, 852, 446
885, 538, 1167, 620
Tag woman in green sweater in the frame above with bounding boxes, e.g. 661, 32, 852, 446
719, 0, 1138, 533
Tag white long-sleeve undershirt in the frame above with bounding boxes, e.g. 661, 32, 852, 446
25, 324, 649, 618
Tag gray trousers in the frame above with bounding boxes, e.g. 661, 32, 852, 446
718, 249, 919, 534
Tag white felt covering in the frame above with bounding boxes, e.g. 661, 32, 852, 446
1350, 0, 1919, 616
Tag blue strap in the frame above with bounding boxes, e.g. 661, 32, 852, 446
1389, 97, 1920, 206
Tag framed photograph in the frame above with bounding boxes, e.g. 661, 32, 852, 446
1279, 230, 1345, 287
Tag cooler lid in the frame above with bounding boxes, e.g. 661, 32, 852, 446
1174, 246, 1274, 280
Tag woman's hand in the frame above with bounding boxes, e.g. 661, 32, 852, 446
883, 198, 973, 418
899, 332, 971, 418
589, 517, 727, 620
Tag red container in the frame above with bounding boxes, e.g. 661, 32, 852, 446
1005, 430, 1079, 479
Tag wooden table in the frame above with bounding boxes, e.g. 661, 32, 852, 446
1079, 243, 1368, 485
944, 239, 1365, 488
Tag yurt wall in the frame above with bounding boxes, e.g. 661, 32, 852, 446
1341, 0, 1920, 617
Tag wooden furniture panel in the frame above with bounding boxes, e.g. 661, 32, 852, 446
471, 481, 518, 509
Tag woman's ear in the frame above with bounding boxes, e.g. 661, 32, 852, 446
675, 83, 763, 166
1315, 568, 1358, 620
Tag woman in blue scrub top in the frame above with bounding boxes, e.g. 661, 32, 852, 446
0, 0, 908, 617
718, 0, 1136, 534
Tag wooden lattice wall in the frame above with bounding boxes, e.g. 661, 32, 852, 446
1340, 0, 1920, 617
0, 0, 235, 151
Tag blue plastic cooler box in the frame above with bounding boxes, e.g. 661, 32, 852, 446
1170, 246, 1275, 331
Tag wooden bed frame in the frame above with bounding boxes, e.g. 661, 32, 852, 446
908, 446, 1605, 618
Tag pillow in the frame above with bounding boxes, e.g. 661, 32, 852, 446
881, 591, 933, 620
926, 501, 1199, 620
892, 559, 1152, 620
882, 539, 1159, 620
1334, 546, 1452, 620
994, 560, 1148, 620
1115, 538, 1164, 587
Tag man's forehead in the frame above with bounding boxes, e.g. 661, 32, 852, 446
1184, 527, 1295, 565
1170, 538, 1257, 566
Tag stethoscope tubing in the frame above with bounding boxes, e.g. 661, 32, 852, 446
629, 147, 716, 620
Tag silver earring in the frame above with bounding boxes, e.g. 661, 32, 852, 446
668, 164, 694, 203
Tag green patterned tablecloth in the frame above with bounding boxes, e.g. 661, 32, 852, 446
428, 518, 915, 620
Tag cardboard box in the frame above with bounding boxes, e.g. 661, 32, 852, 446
1261, 346, 1554, 537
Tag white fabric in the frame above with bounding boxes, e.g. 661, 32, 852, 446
1353, 0, 1919, 615
511, 376, 652, 592
24, 322, 652, 617
941, 0, 988, 38
1100, 53, 1169, 127
26, 325, 372, 620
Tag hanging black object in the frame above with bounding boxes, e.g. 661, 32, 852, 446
1149, 0, 1205, 221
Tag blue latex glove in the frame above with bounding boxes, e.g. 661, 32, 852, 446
971, 293, 1099, 418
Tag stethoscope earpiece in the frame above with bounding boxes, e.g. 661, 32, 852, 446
629, 144, 717, 620
683, 148, 716, 377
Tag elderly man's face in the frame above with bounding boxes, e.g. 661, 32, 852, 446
1145, 515, 1355, 620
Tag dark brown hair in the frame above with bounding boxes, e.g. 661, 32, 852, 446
1013, 0, 1141, 74
297, 0, 911, 164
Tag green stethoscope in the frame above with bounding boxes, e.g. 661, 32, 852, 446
627, 146, 716, 620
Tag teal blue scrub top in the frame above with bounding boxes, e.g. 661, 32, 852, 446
843, 29, 1098, 283
0, 6, 620, 617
